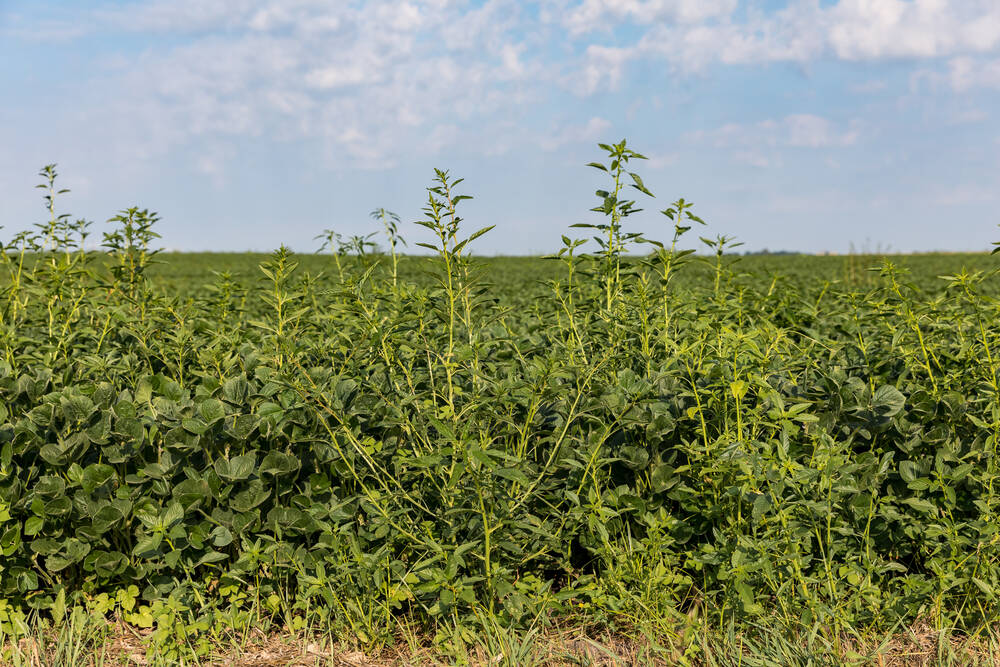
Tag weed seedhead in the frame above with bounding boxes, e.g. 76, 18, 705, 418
33, 164, 74, 252
315, 228, 348, 282
102, 206, 162, 301
345, 232, 379, 258
372, 208, 406, 287
700, 234, 744, 296
314, 228, 342, 255
371, 208, 403, 242
575, 139, 654, 311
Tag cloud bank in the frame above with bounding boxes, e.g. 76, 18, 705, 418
8, 0, 999, 170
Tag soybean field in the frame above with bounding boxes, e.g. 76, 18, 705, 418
2, 147, 1000, 665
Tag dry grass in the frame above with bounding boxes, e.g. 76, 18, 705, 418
854, 622, 1000, 667
5, 619, 1000, 666
6, 629, 642, 666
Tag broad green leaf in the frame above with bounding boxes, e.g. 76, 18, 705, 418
259, 451, 300, 477
215, 453, 256, 482
82, 463, 115, 493
199, 398, 226, 424
873, 385, 905, 417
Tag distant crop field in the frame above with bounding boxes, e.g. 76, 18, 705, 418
2, 151, 1000, 665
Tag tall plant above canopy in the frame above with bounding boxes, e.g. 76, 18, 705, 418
573, 139, 654, 312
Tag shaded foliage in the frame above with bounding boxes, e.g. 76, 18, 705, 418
1, 152, 999, 647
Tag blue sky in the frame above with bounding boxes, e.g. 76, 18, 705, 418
1, 0, 999, 254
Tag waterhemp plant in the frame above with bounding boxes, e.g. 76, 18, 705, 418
102, 207, 161, 302
371, 208, 406, 287
574, 139, 653, 312
314, 228, 347, 282
0, 145, 999, 662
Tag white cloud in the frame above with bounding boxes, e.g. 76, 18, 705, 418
373, 1, 424, 32
43, 0, 553, 170
304, 63, 376, 90
98, 0, 261, 33
686, 114, 860, 167
557, 0, 1000, 79
782, 114, 860, 148
929, 183, 999, 206
10, 0, 1000, 181
911, 54, 1000, 92
194, 144, 235, 186
690, 114, 860, 150
645, 151, 679, 169
539, 116, 612, 151
577, 45, 635, 94
562, 0, 738, 34
850, 79, 888, 94
828, 0, 1000, 60
947, 56, 1000, 90
946, 107, 989, 125
556, 1, 827, 77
